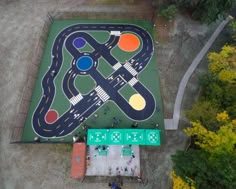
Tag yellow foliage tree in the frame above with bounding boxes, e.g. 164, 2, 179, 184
184, 119, 236, 154
208, 45, 236, 83
171, 171, 195, 189
216, 111, 229, 122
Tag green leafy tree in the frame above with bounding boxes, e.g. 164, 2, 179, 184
186, 101, 219, 130
176, 0, 236, 23
172, 149, 236, 189
199, 73, 224, 103
158, 4, 177, 19
199, 73, 236, 118
230, 21, 236, 42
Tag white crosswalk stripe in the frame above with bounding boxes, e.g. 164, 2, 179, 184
95, 86, 110, 102
128, 77, 138, 86
124, 63, 138, 76
113, 62, 122, 70
69, 93, 83, 106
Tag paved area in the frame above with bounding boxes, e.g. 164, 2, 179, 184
86, 145, 140, 176
0, 0, 223, 189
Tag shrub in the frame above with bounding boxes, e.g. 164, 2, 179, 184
158, 4, 177, 20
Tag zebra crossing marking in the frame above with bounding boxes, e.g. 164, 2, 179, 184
69, 93, 83, 106
128, 77, 138, 86
113, 62, 122, 70
124, 63, 138, 76
95, 86, 110, 102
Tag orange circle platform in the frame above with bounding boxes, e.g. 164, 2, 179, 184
118, 33, 140, 52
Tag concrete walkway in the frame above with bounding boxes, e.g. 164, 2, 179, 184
164, 16, 232, 130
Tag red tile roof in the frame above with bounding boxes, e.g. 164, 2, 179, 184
71, 142, 86, 179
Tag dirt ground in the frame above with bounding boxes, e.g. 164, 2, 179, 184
0, 0, 220, 189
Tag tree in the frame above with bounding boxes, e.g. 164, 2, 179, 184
158, 4, 177, 20
208, 45, 236, 83
172, 149, 236, 189
216, 111, 229, 122
199, 73, 236, 118
171, 171, 196, 189
230, 21, 236, 43
176, 0, 236, 23
199, 73, 224, 103
185, 101, 219, 131
184, 119, 236, 154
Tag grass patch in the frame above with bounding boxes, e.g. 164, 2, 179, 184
97, 57, 114, 78
119, 83, 137, 101
75, 75, 96, 94
78, 43, 94, 53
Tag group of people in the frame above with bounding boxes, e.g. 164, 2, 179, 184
72, 125, 88, 143
108, 181, 122, 189
95, 145, 108, 151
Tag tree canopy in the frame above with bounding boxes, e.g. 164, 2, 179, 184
171, 171, 196, 189
184, 119, 236, 154
185, 101, 219, 130
172, 26, 236, 188
172, 149, 236, 189
208, 45, 236, 83
176, 0, 236, 23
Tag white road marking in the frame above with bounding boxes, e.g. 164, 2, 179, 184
128, 77, 138, 86
113, 62, 122, 70
124, 63, 138, 76
95, 86, 110, 102
70, 94, 83, 106
114, 80, 122, 88
68, 122, 73, 127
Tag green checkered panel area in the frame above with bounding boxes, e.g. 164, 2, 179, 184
123, 129, 145, 145
109, 129, 124, 144
145, 130, 161, 146
87, 129, 161, 146
87, 129, 109, 145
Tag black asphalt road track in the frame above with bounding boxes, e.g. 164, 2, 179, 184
32, 24, 156, 138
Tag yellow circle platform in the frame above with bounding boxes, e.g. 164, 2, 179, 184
129, 94, 146, 111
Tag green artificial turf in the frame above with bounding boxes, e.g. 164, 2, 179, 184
22, 19, 165, 144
